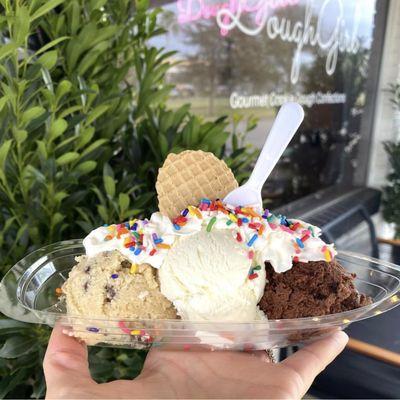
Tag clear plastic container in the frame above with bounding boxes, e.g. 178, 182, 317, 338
1, 240, 399, 350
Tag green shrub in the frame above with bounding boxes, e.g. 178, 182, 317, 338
0, 0, 258, 397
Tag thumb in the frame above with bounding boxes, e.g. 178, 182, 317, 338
282, 330, 349, 398
43, 323, 96, 398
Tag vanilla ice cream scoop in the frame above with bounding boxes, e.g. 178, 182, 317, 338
159, 230, 265, 321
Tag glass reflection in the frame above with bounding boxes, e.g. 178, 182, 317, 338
151, 0, 378, 207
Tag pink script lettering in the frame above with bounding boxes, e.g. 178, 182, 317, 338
177, 0, 300, 36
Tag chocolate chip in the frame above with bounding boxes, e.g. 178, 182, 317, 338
83, 281, 89, 291
105, 284, 116, 302
84, 265, 91, 273
120, 260, 131, 269
314, 292, 327, 300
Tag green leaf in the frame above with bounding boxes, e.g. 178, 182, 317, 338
78, 42, 109, 75
0, 336, 37, 358
16, 223, 28, 243
59, 105, 83, 119
13, 129, 28, 143
56, 80, 73, 103
70, 0, 80, 35
54, 191, 68, 203
26, 62, 43, 80
80, 138, 107, 157
90, 0, 107, 10
104, 176, 115, 198
36, 140, 48, 160
26, 165, 46, 183
0, 139, 12, 170
0, 43, 17, 61
1, 216, 16, 235
56, 152, 79, 166
0, 96, 9, 112
29, 0, 44, 13
97, 204, 109, 222
49, 118, 68, 141
51, 212, 64, 227
33, 36, 70, 57
13, 6, 30, 46
118, 193, 130, 213
77, 126, 95, 149
133, 192, 154, 208
0, 369, 29, 399
103, 163, 114, 179
158, 134, 168, 158
76, 160, 97, 174
26, 110, 50, 131
123, 209, 143, 218
30, 0, 65, 21
21, 106, 46, 124
86, 104, 110, 125
38, 50, 58, 69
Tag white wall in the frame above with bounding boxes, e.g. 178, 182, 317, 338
368, 0, 400, 188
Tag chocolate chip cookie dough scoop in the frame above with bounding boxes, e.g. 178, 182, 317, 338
61, 251, 176, 344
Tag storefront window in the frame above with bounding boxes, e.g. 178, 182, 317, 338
152, 0, 383, 207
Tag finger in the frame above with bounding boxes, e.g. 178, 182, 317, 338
43, 323, 95, 396
282, 331, 348, 397
246, 349, 275, 363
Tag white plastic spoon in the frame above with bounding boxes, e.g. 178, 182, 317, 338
224, 102, 304, 208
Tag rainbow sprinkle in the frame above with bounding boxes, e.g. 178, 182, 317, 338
206, 216, 217, 232
130, 264, 138, 274
188, 206, 202, 219
324, 249, 332, 262
157, 243, 171, 249
118, 321, 131, 334
247, 234, 258, 247
301, 233, 310, 242
228, 213, 238, 223
95, 198, 334, 269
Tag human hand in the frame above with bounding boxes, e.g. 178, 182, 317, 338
44, 324, 348, 399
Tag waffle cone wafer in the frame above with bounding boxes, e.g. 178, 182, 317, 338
156, 150, 238, 218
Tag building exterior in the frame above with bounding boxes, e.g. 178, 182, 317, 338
154, 0, 398, 212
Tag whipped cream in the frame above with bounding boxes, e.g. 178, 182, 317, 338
83, 200, 336, 273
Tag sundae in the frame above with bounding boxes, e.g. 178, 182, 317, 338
62, 150, 371, 343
